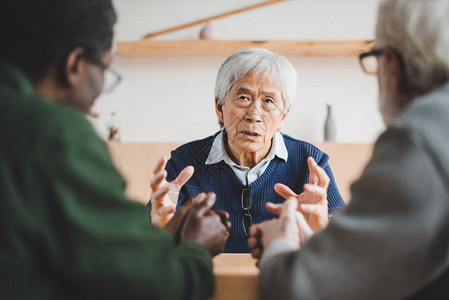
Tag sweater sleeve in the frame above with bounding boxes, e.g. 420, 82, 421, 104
259, 128, 449, 300
37, 118, 214, 300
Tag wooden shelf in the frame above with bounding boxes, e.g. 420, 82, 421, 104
116, 40, 374, 57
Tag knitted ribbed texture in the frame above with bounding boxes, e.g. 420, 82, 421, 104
166, 132, 345, 253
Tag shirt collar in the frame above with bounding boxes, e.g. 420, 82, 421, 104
205, 130, 288, 165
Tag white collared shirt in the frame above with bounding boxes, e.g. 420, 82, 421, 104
205, 130, 288, 185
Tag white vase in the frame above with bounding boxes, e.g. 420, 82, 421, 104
199, 22, 220, 40
324, 104, 336, 142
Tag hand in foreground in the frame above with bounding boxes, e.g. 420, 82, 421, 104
180, 193, 230, 257
272, 157, 330, 232
150, 156, 194, 227
248, 198, 314, 261
165, 194, 231, 246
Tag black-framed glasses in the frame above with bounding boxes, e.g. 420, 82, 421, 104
241, 186, 253, 237
103, 69, 122, 94
359, 47, 406, 76
359, 48, 384, 75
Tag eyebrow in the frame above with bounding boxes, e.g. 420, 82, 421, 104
235, 87, 280, 98
264, 91, 279, 98
236, 87, 252, 94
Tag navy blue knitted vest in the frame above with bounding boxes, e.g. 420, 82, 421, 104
166, 132, 345, 253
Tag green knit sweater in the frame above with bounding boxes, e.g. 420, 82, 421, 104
0, 61, 214, 300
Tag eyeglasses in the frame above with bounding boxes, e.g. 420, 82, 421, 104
93, 60, 122, 94
103, 69, 122, 94
359, 47, 406, 76
359, 48, 384, 75
241, 186, 253, 237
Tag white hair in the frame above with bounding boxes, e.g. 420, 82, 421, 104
376, 0, 449, 95
214, 48, 298, 111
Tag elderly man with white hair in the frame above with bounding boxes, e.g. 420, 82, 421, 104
249, 0, 449, 299
149, 48, 346, 253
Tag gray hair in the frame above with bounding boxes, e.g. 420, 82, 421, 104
376, 0, 449, 95
214, 48, 298, 111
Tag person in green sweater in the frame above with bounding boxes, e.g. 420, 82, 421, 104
0, 0, 229, 299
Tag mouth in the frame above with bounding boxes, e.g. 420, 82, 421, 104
241, 130, 261, 138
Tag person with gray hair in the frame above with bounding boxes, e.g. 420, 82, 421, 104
249, 0, 449, 298
149, 48, 346, 252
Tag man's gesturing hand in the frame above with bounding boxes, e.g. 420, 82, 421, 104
248, 198, 314, 261
165, 194, 231, 247
180, 193, 229, 257
272, 157, 330, 232
150, 156, 194, 227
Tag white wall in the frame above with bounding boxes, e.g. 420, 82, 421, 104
91, 0, 384, 143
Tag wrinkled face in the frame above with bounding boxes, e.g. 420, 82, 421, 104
66, 50, 112, 113
215, 72, 289, 159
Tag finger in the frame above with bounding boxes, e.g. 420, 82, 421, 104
179, 194, 206, 221
175, 197, 197, 220
251, 247, 262, 260
209, 210, 231, 229
153, 156, 167, 174
152, 185, 170, 203
179, 196, 195, 209
266, 202, 283, 216
172, 199, 193, 223
215, 210, 229, 220
156, 206, 175, 216
281, 197, 299, 222
295, 210, 309, 228
294, 210, 316, 238
299, 203, 324, 216
225, 220, 231, 229
247, 236, 259, 248
307, 157, 318, 185
218, 213, 231, 229
303, 184, 327, 203
296, 192, 309, 204
189, 193, 207, 208
308, 157, 330, 188
310, 173, 318, 185
274, 183, 298, 199
173, 166, 194, 189
196, 192, 216, 216
150, 170, 167, 190
249, 225, 261, 238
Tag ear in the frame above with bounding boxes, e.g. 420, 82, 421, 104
64, 47, 87, 88
215, 97, 224, 122
382, 47, 401, 95
278, 107, 290, 129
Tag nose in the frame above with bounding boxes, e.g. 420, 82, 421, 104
245, 101, 262, 123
